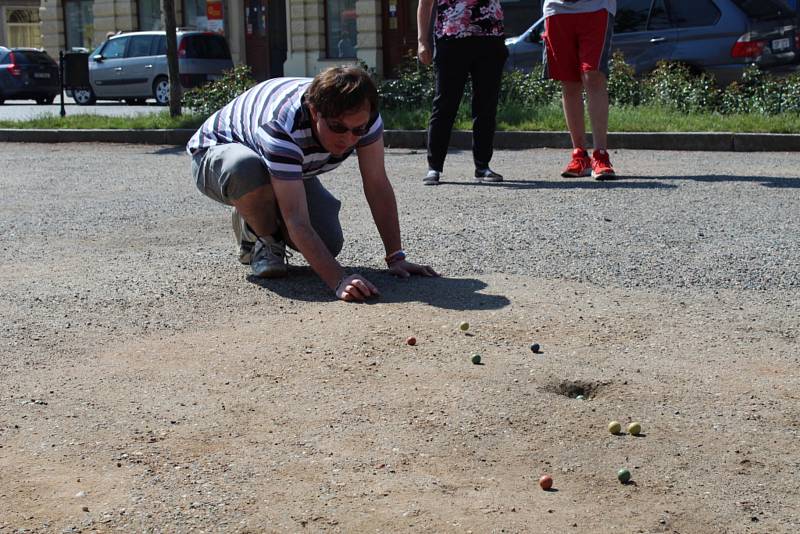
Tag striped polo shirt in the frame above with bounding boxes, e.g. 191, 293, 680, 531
186, 77, 383, 180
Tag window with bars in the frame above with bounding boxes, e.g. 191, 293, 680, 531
6, 8, 42, 48
326, 0, 358, 58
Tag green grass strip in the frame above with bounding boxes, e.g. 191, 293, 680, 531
0, 111, 205, 130
2, 105, 800, 134
384, 103, 800, 134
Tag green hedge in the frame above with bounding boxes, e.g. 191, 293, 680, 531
182, 53, 800, 119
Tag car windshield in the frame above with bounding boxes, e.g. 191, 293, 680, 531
181, 35, 231, 59
730, 0, 795, 20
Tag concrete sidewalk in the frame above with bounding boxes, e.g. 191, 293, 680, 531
1, 128, 799, 151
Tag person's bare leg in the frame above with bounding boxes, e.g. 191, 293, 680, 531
561, 80, 587, 149
231, 184, 280, 238
582, 70, 609, 151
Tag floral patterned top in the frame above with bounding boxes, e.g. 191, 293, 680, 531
434, 0, 504, 40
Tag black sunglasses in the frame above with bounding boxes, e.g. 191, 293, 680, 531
324, 117, 371, 136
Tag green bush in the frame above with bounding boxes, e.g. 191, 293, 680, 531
718, 65, 800, 115
180, 52, 800, 128
379, 55, 559, 112
182, 65, 257, 116
643, 61, 720, 113
499, 66, 560, 108
608, 50, 642, 106
780, 73, 800, 114
378, 54, 436, 110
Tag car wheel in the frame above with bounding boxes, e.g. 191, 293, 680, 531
73, 87, 96, 106
153, 77, 170, 106
36, 96, 55, 105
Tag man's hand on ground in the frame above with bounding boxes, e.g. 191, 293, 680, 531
388, 260, 439, 279
336, 274, 380, 302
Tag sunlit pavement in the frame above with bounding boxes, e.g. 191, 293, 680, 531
0, 98, 164, 120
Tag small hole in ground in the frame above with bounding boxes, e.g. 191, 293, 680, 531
552, 380, 603, 399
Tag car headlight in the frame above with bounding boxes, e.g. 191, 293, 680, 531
505, 37, 518, 46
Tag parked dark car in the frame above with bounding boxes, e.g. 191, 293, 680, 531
505, 0, 800, 85
0, 47, 60, 104
72, 30, 233, 106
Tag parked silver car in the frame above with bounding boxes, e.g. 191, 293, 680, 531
505, 0, 800, 86
73, 30, 233, 105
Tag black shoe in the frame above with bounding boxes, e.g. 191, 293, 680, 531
423, 170, 441, 186
475, 168, 503, 182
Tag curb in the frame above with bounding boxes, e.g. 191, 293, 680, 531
0, 128, 195, 145
1, 128, 799, 151
383, 131, 800, 152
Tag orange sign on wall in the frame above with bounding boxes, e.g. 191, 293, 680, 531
207, 1, 223, 20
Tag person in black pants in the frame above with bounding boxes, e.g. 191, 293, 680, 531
417, 0, 508, 185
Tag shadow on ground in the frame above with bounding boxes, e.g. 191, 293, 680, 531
435, 175, 798, 190
150, 146, 187, 156
629, 174, 800, 188
437, 179, 678, 190
248, 267, 509, 310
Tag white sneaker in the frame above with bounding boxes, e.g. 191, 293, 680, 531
422, 170, 441, 186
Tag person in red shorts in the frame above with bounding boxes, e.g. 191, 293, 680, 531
542, 0, 617, 179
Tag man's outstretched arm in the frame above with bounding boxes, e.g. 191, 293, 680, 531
357, 138, 438, 278
270, 178, 379, 300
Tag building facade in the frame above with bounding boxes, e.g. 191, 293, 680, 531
32, 0, 540, 78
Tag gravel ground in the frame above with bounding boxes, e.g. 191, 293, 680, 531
1, 143, 798, 533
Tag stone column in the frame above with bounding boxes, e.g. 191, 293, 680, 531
284, 0, 324, 76
40, 0, 64, 55
355, 0, 381, 73
93, 0, 137, 46
284, 0, 383, 77
226, 0, 245, 66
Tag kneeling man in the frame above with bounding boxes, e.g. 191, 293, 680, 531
188, 66, 437, 301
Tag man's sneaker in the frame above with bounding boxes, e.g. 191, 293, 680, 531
422, 169, 441, 186
231, 207, 257, 264
561, 148, 592, 178
591, 149, 616, 180
475, 168, 504, 183
251, 236, 290, 278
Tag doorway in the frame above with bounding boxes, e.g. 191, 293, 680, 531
244, 0, 286, 81
381, 0, 419, 77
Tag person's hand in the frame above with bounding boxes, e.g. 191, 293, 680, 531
418, 42, 433, 65
335, 273, 380, 302
388, 259, 438, 279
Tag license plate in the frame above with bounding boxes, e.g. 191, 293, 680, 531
33, 72, 51, 79
772, 37, 791, 51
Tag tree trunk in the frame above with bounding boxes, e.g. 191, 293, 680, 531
162, 0, 182, 117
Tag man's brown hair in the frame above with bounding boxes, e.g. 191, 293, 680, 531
306, 66, 378, 119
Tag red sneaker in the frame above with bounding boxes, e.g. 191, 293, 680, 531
561, 148, 591, 178
591, 149, 616, 180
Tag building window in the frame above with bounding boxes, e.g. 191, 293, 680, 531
5, 8, 42, 48
326, 0, 357, 58
138, 0, 163, 31
183, 0, 208, 29
64, 0, 94, 50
